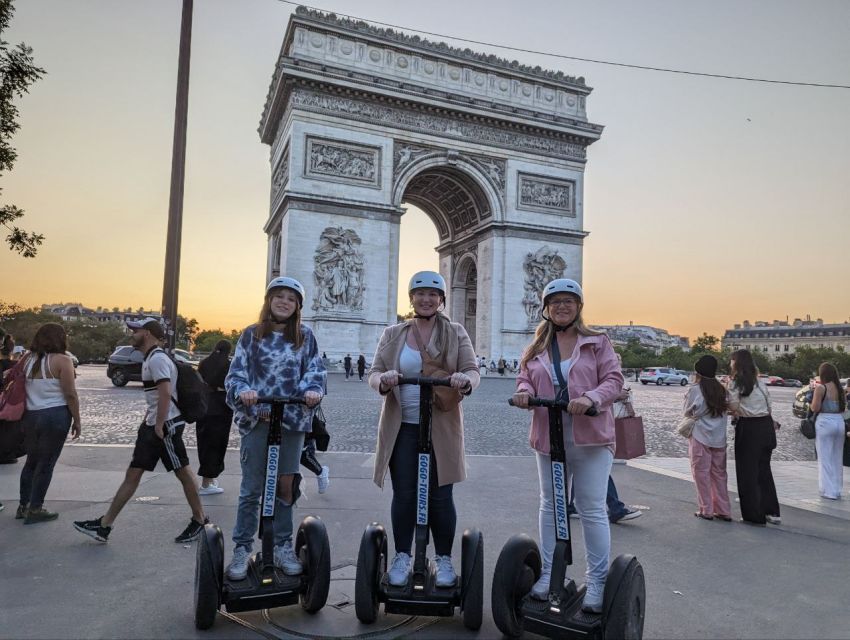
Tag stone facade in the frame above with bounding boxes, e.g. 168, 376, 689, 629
258, 9, 602, 360
722, 319, 850, 357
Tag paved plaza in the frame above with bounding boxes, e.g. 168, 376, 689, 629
74, 366, 814, 461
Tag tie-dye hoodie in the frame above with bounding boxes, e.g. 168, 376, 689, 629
225, 324, 326, 436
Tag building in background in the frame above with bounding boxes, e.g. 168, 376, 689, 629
721, 316, 850, 356
42, 304, 161, 326
594, 322, 690, 354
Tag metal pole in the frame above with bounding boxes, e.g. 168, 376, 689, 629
161, 0, 193, 351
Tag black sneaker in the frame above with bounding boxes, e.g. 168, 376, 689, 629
73, 516, 111, 543
175, 517, 208, 543
15, 504, 27, 519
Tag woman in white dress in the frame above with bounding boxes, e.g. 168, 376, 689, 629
810, 362, 846, 500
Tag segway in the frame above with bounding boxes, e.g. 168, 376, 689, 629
492, 396, 645, 639
354, 375, 484, 630
194, 396, 331, 630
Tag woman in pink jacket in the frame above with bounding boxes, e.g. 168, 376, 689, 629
512, 279, 623, 613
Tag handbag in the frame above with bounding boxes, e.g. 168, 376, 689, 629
800, 412, 817, 440
410, 323, 462, 412
0, 354, 29, 422
311, 405, 330, 452
757, 384, 781, 431
614, 402, 646, 459
676, 415, 697, 439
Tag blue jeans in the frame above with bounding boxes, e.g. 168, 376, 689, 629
19, 406, 71, 508
232, 422, 305, 551
567, 476, 628, 522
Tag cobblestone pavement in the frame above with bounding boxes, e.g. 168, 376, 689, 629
74, 366, 814, 460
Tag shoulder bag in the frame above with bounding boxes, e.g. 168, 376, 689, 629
410, 323, 462, 412
0, 354, 30, 422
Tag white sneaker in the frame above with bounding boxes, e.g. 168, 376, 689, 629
274, 540, 303, 575
530, 572, 551, 600
227, 546, 251, 581
434, 555, 457, 587
198, 479, 224, 496
766, 515, 781, 525
387, 552, 412, 586
317, 466, 330, 494
581, 580, 605, 614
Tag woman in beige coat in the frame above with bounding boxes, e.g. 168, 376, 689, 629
368, 270, 480, 589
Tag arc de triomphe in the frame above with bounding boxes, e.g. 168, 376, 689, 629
259, 8, 603, 361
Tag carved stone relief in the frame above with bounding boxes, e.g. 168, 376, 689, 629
305, 136, 381, 188
312, 227, 365, 312
292, 89, 586, 161
517, 173, 575, 215
271, 144, 289, 199
522, 246, 566, 324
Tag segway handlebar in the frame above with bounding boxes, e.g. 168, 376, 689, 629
255, 396, 310, 405
397, 375, 453, 387
508, 397, 598, 416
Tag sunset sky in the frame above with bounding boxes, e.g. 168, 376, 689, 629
2, 0, 848, 341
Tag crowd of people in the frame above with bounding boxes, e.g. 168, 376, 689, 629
1, 273, 847, 611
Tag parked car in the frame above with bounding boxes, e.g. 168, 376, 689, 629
639, 367, 689, 386
106, 346, 143, 387
783, 378, 803, 388
172, 349, 200, 366
765, 376, 786, 386
66, 351, 79, 368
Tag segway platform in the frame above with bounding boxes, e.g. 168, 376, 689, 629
222, 553, 302, 613
382, 559, 461, 617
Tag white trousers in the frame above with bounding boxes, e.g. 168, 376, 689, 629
815, 413, 845, 499
535, 430, 613, 586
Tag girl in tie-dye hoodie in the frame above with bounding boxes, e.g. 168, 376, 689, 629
224, 277, 326, 581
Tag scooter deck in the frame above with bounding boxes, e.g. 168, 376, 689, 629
222, 554, 302, 613
520, 584, 602, 639
382, 573, 460, 617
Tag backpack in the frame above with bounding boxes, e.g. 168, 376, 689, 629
148, 349, 208, 424
171, 359, 209, 424
0, 354, 29, 422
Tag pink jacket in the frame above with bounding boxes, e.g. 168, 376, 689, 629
516, 334, 624, 454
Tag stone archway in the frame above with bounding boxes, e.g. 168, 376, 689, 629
259, 8, 602, 360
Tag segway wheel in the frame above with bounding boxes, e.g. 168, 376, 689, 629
491, 533, 541, 639
355, 523, 387, 624
460, 528, 484, 631
194, 523, 224, 630
295, 516, 331, 613
602, 554, 646, 640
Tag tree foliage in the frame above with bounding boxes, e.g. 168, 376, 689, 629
193, 328, 241, 354
0, 0, 46, 257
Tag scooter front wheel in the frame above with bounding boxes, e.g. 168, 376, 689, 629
296, 515, 331, 613
461, 528, 484, 631
491, 533, 541, 639
603, 554, 646, 640
355, 523, 387, 624
194, 523, 224, 630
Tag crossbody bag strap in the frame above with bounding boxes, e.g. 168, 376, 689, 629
550, 334, 569, 402
146, 347, 180, 412
757, 382, 773, 416
409, 322, 432, 373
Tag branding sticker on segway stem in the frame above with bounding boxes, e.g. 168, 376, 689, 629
552, 461, 569, 540
263, 445, 280, 517
417, 453, 430, 525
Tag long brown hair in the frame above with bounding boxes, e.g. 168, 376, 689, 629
818, 362, 846, 412
730, 349, 758, 397
28, 322, 67, 378
520, 304, 602, 370
697, 375, 728, 417
254, 289, 304, 349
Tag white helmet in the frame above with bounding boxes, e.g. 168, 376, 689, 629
408, 271, 446, 297
542, 278, 583, 306
266, 276, 306, 307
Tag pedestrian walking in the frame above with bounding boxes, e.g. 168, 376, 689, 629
195, 340, 233, 496
684, 355, 731, 521
369, 270, 479, 588
73, 318, 206, 543
344, 354, 352, 380
727, 349, 780, 526
607, 352, 642, 523
497, 356, 506, 376
16, 323, 81, 524
512, 278, 623, 613
222, 277, 326, 580
300, 436, 330, 494
810, 362, 846, 499
357, 353, 366, 381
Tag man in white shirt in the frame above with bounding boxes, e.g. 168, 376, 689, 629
74, 318, 206, 543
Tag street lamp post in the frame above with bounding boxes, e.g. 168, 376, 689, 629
160, 0, 193, 351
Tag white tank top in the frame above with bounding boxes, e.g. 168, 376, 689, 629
399, 343, 422, 424
25, 354, 67, 410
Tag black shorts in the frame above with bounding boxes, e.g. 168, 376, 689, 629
130, 420, 189, 472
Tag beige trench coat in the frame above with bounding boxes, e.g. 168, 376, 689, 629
368, 319, 480, 488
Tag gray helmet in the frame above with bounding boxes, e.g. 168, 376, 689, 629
542, 278, 583, 306
408, 270, 446, 296
266, 276, 306, 308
